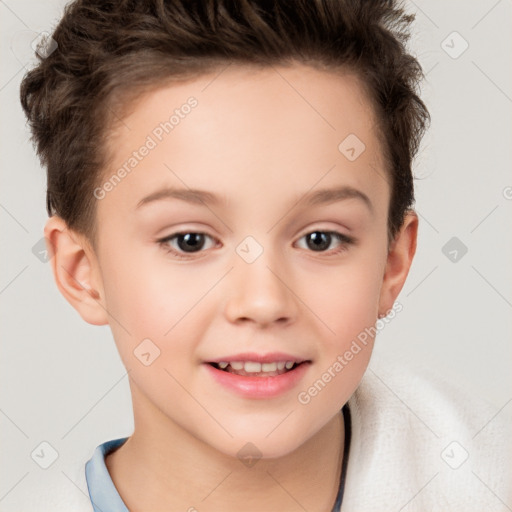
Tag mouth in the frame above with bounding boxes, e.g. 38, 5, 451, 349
204, 355, 312, 398
207, 360, 307, 377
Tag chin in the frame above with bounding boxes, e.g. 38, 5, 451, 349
208, 429, 307, 461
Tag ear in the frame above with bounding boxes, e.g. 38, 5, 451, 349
44, 216, 109, 326
378, 210, 418, 316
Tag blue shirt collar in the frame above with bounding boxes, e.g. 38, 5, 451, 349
85, 437, 129, 512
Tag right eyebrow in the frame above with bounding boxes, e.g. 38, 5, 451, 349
136, 187, 223, 209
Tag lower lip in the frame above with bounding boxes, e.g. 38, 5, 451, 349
204, 362, 311, 399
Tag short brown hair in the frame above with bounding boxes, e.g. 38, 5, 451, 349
20, 0, 430, 246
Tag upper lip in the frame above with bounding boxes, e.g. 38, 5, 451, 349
205, 352, 310, 364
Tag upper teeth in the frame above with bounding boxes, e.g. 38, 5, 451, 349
217, 361, 296, 372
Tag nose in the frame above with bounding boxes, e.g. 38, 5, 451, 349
224, 248, 298, 327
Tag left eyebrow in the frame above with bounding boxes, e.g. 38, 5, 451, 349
299, 185, 374, 214
135, 184, 373, 214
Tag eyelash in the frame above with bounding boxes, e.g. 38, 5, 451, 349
156, 230, 355, 260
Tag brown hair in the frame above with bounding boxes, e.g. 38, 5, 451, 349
20, 0, 430, 246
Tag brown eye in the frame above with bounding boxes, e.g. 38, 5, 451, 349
158, 232, 217, 258
174, 233, 207, 252
305, 231, 331, 251
296, 231, 354, 254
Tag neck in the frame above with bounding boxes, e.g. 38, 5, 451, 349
106, 384, 345, 512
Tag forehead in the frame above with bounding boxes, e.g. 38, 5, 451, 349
100, 63, 389, 218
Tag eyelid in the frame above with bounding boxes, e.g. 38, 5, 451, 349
158, 230, 218, 247
296, 224, 353, 239
293, 230, 355, 252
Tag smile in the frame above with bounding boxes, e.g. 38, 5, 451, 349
209, 360, 301, 377
204, 359, 312, 399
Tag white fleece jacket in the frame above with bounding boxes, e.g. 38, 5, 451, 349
14, 356, 512, 511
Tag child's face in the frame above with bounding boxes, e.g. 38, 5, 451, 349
72, 64, 415, 457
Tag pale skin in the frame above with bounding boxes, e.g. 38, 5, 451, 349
44, 63, 418, 511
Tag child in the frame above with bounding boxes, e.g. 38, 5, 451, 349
19, 0, 511, 511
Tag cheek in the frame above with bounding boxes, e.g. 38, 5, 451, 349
295, 254, 383, 406
304, 257, 384, 341
295, 269, 381, 419
99, 243, 197, 330
99, 251, 212, 376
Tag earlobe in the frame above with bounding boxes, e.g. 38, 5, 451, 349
378, 210, 418, 316
44, 216, 109, 326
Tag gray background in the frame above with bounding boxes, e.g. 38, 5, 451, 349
1, 0, 511, 509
